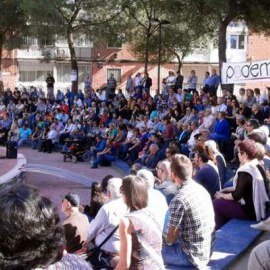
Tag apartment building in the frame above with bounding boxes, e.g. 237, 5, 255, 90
0, 22, 269, 92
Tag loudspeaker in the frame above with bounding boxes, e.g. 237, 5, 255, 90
6, 141, 17, 159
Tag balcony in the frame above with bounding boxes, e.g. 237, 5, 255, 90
17, 46, 91, 61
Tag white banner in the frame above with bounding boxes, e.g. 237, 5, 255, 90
222, 59, 270, 84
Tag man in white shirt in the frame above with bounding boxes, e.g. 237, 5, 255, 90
135, 72, 143, 91
87, 178, 128, 256
199, 108, 215, 130
216, 97, 227, 112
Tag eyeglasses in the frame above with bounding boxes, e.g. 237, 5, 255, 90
246, 124, 252, 127
165, 151, 171, 154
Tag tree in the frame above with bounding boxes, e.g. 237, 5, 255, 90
26, 0, 127, 93
124, 0, 165, 73
169, 0, 270, 81
0, 0, 28, 93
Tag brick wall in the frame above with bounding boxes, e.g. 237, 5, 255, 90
246, 32, 270, 90
1, 49, 18, 90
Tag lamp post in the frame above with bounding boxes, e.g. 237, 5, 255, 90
150, 18, 170, 92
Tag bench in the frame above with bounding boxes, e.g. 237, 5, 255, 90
166, 219, 262, 270
113, 159, 130, 175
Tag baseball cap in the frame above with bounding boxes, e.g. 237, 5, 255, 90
64, 193, 80, 207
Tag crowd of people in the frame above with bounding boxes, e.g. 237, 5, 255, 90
1, 69, 270, 269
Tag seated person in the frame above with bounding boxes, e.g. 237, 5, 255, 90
248, 240, 270, 270
17, 124, 32, 147
214, 139, 269, 230
0, 184, 92, 270
82, 182, 108, 221
193, 150, 220, 199
162, 154, 215, 269
62, 192, 90, 253
88, 135, 107, 159
87, 178, 128, 268
177, 123, 190, 144
137, 143, 161, 169
42, 125, 57, 153
91, 139, 116, 169
209, 112, 230, 142
155, 160, 177, 205
137, 169, 168, 230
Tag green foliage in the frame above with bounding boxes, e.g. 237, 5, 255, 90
0, 0, 28, 50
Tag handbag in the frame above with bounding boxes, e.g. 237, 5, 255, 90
86, 225, 119, 269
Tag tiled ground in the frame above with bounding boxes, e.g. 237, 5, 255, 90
0, 148, 17, 176
19, 147, 123, 181
25, 172, 91, 220
17, 147, 124, 220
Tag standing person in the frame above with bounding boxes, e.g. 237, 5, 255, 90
134, 72, 143, 92
62, 193, 90, 254
84, 73, 92, 93
46, 73, 55, 95
115, 175, 165, 270
162, 154, 215, 269
208, 69, 220, 96
187, 70, 198, 93
142, 72, 152, 94
125, 75, 134, 94
166, 71, 176, 92
107, 73, 117, 100
175, 70, 184, 93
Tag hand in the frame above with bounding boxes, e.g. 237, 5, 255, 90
214, 192, 224, 199
79, 205, 84, 212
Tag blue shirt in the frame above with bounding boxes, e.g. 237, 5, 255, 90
214, 119, 230, 138
203, 77, 211, 86
194, 164, 220, 199
95, 139, 107, 152
19, 127, 32, 139
208, 75, 220, 87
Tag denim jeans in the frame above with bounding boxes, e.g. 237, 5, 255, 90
17, 138, 28, 147
162, 242, 193, 268
93, 154, 115, 166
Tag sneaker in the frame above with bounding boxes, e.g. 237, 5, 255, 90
251, 221, 270, 231
90, 164, 98, 169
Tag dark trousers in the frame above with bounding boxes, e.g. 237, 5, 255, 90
43, 139, 53, 153
213, 199, 252, 230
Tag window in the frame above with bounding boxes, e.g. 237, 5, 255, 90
57, 64, 70, 82
57, 64, 91, 83
107, 69, 121, 83
230, 35, 237, 49
238, 35, 245, 49
229, 35, 245, 50
19, 70, 53, 82
24, 37, 39, 46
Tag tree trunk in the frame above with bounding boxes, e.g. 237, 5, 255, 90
0, 41, 4, 95
144, 29, 151, 73
67, 28, 78, 94
176, 54, 183, 72
218, 21, 228, 83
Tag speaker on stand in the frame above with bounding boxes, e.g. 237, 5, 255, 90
6, 141, 18, 159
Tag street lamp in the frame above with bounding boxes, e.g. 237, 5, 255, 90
150, 18, 170, 92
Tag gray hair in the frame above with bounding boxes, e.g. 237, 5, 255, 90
137, 169, 155, 189
107, 178, 123, 200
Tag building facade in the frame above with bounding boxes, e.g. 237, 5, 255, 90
0, 22, 269, 93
